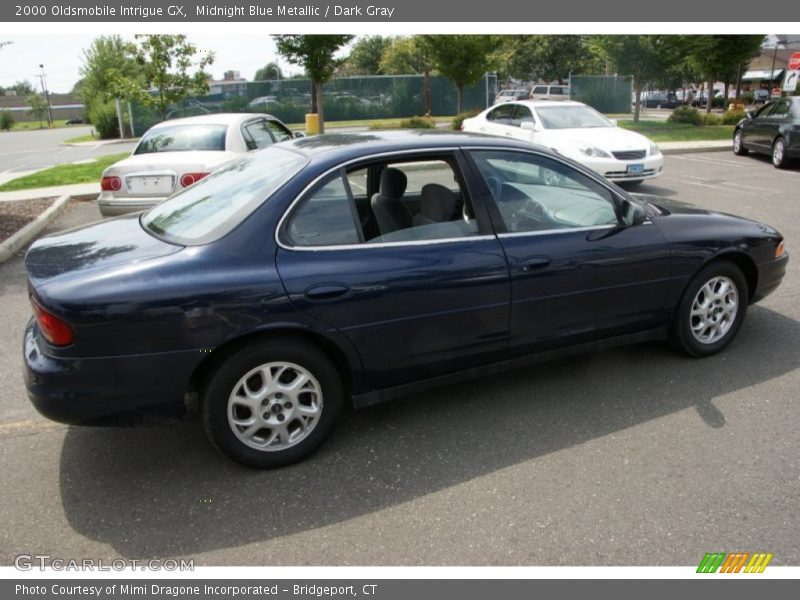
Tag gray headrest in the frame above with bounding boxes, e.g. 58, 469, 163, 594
379, 168, 407, 199
419, 184, 455, 222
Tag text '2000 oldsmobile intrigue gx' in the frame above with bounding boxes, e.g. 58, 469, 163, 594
23, 131, 787, 468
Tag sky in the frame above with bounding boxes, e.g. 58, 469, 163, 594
0, 34, 355, 94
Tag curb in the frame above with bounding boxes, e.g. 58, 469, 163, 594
60, 138, 139, 147
661, 145, 731, 155
0, 194, 72, 264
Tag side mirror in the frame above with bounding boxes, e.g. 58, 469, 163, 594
294, 131, 305, 138
621, 199, 648, 226
520, 121, 541, 132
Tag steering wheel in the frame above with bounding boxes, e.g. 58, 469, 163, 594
508, 199, 547, 232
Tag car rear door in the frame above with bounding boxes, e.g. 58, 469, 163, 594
465, 148, 671, 354
275, 150, 511, 391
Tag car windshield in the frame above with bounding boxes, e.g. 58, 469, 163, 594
134, 124, 228, 154
141, 146, 308, 245
535, 105, 613, 129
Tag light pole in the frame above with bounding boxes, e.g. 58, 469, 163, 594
38, 64, 54, 127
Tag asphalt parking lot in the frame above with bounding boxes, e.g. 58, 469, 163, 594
0, 151, 798, 566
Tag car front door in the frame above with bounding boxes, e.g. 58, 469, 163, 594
744, 102, 777, 151
466, 149, 672, 354
275, 151, 512, 391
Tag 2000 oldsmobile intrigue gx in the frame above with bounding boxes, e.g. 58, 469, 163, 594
23, 132, 788, 468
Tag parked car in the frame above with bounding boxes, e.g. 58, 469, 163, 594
494, 89, 530, 104
64, 117, 85, 125
97, 113, 301, 216
24, 131, 787, 468
529, 84, 570, 101
753, 89, 770, 105
733, 97, 800, 168
462, 100, 663, 184
641, 92, 679, 109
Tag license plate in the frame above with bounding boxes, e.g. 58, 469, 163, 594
126, 175, 175, 195
627, 163, 644, 175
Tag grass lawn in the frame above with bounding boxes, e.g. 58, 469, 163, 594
6, 119, 76, 131
63, 133, 98, 144
619, 119, 734, 142
0, 153, 129, 192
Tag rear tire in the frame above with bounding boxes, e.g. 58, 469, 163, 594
202, 338, 343, 469
733, 129, 749, 155
670, 261, 748, 358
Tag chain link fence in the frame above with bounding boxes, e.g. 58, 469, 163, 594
128, 74, 498, 135
568, 75, 632, 114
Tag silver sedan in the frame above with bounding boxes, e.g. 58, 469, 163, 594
97, 113, 301, 216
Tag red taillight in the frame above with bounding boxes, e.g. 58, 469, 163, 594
30, 298, 74, 346
180, 172, 210, 188
101, 176, 122, 191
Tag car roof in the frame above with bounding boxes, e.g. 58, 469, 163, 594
284, 130, 553, 161
148, 113, 278, 129
495, 100, 583, 109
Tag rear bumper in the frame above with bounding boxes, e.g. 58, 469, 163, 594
23, 320, 197, 424
753, 253, 789, 303
97, 192, 167, 217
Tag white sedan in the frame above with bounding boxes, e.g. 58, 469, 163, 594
97, 113, 301, 216
462, 101, 663, 184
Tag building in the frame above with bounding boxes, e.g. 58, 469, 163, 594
0, 93, 84, 122
742, 35, 800, 92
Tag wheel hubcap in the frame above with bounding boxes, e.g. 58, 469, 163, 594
690, 276, 739, 344
734, 132, 742, 152
227, 362, 322, 451
774, 141, 784, 164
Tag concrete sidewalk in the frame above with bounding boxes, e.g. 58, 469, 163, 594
658, 139, 730, 154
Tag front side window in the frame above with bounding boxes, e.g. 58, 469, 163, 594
768, 100, 790, 118
134, 124, 228, 154
142, 146, 308, 245
470, 150, 619, 233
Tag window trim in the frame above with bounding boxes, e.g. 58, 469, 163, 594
276, 148, 496, 252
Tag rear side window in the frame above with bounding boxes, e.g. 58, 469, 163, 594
487, 104, 515, 123
242, 120, 273, 150
135, 124, 227, 154
532, 86, 548, 94
286, 174, 361, 247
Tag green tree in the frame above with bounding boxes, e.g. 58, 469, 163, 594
420, 35, 500, 113
502, 35, 604, 82
116, 35, 214, 121
78, 35, 139, 113
10, 80, 34, 96
688, 35, 764, 112
26, 92, 48, 127
379, 36, 432, 113
273, 34, 354, 133
254, 61, 283, 81
592, 36, 689, 121
345, 35, 391, 75
0, 110, 14, 131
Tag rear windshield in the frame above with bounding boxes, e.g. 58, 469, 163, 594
141, 146, 308, 245
134, 124, 228, 154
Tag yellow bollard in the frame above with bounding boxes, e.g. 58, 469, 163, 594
305, 113, 319, 135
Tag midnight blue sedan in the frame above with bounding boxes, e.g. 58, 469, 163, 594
23, 131, 788, 468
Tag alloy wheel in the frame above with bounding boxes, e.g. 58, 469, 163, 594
689, 276, 739, 344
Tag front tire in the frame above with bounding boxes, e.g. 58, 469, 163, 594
733, 129, 749, 155
772, 137, 790, 169
670, 261, 748, 357
202, 338, 343, 469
